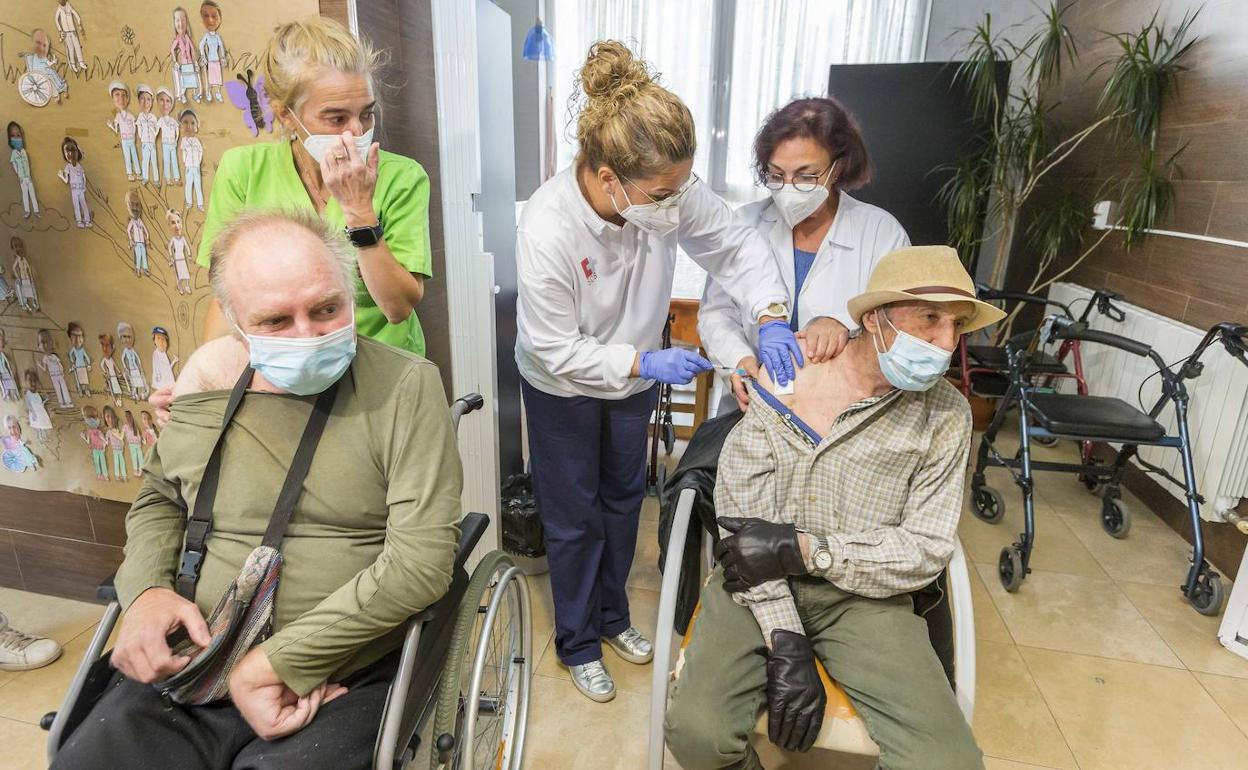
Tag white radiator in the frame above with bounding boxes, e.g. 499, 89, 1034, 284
1046, 283, 1248, 519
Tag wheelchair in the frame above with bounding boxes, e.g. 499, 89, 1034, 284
41, 394, 533, 770
647, 315, 678, 496
647, 484, 976, 768
970, 317, 1248, 615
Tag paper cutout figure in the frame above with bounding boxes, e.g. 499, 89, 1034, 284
54, 0, 88, 73
0, 330, 20, 401
199, 1, 227, 104
123, 410, 144, 477
106, 82, 139, 181
156, 88, 181, 184
80, 405, 107, 479
103, 405, 127, 480
20, 29, 67, 107
66, 322, 92, 397
37, 328, 73, 408
167, 209, 193, 294
0, 263, 12, 304
171, 7, 202, 103
140, 410, 159, 448
136, 85, 160, 184
124, 189, 150, 277
57, 137, 92, 227
117, 322, 148, 400
8, 122, 40, 218
23, 369, 52, 439
226, 69, 272, 136
151, 326, 178, 390
98, 333, 124, 405
179, 109, 204, 209
11, 236, 39, 312
3, 415, 40, 473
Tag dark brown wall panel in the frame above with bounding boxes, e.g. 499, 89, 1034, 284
11, 533, 123, 603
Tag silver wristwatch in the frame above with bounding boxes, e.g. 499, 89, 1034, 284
811, 536, 833, 571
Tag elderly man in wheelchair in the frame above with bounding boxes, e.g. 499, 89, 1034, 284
46, 208, 497, 770
663, 246, 1002, 770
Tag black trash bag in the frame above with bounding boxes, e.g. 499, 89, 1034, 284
500, 473, 546, 558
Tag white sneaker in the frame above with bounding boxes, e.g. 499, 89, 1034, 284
605, 626, 653, 664
0, 612, 63, 671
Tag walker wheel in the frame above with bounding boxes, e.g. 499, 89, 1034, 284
1188, 570, 1224, 616
971, 486, 1006, 524
1100, 497, 1132, 539
999, 546, 1025, 592
1033, 434, 1058, 447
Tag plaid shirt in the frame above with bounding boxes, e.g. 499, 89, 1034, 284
714, 378, 972, 640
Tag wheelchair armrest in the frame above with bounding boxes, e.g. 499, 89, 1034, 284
453, 512, 490, 572
1051, 321, 1153, 358
97, 573, 117, 603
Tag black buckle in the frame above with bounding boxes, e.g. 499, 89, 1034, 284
178, 549, 203, 580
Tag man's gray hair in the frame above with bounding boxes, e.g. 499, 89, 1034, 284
207, 208, 357, 320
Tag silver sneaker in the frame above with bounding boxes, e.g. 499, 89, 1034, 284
568, 659, 616, 702
605, 626, 653, 664
0, 612, 62, 672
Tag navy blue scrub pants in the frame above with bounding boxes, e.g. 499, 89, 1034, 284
521, 378, 658, 666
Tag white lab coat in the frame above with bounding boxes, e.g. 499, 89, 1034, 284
515, 166, 788, 399
698, 190, 909, 374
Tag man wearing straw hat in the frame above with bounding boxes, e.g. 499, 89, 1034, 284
666, 245, 1003, 770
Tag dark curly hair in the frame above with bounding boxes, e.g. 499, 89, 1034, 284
752, 97, 871, 191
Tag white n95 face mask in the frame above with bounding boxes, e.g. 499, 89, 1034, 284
771, 184, 829, 228
292, 114, 376, 164
872, 311, 953, 392
610, 183, 681, 237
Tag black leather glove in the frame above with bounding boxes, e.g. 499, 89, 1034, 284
765, 629, 825, 752
715, 516, 807, 592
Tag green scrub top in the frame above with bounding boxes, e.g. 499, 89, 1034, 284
196, 141, 433, 355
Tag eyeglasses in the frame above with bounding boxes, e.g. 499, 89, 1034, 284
763, 164, 835, 192
622, 172, 701, 207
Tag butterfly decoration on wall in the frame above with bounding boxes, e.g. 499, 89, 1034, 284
225, 69, 273, 137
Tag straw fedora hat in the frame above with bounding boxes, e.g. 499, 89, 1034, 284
846, 245, 1006, 334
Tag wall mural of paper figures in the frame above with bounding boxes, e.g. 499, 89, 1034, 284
0, 0, 317, 499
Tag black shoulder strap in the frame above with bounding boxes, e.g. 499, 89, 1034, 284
174, 369, 339, 599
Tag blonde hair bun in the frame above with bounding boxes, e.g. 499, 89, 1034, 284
573, 40, 695, 180
262, 16, 380, 119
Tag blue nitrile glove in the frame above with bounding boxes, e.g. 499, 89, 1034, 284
639, 348, 713, 385
758, 320, 804, 387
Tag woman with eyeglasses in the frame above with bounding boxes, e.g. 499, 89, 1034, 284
699, 97, 910, 413
515, 40, 798, 703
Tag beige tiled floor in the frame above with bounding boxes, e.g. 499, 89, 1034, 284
4, 437, 1248, 769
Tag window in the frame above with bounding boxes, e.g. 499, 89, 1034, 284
551, 0, 929, 201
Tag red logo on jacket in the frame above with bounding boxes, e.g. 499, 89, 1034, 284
580, 257, 598, 284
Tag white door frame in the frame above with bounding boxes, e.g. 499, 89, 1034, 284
431, 0, 503, 551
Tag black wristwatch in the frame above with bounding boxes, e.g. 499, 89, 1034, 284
346, 222, 384, 247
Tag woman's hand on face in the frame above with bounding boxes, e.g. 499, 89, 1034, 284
731, 356, 759, 413
321, 132, 379, 226
796, 317, 849, 363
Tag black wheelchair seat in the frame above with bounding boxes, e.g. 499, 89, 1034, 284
1029, 393, 1166, 442
967, 344, 1067, 373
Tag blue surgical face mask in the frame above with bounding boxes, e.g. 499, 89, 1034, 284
9, 138, 23, 150
84, 417, 101, 429
235, 314, 357, 395
872, 311, 953, 392
291, 114, 375, 165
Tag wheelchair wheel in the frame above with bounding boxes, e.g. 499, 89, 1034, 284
971, 486, 1006, 524
1078, 473, 1104, 495
655, 463, 668, 502
662, 420, 676, 456
1032, 435, 1058, 447
1100, 498, 1131, 539
1188, 569, 1224, 617
431, 551, 531, 770
999, 547, 1024, 592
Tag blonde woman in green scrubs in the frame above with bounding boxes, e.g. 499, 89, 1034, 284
199, 16, 430, 352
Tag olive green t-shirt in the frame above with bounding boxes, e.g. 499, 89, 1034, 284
196, 141, 434, 355
114, 338, 462, 694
